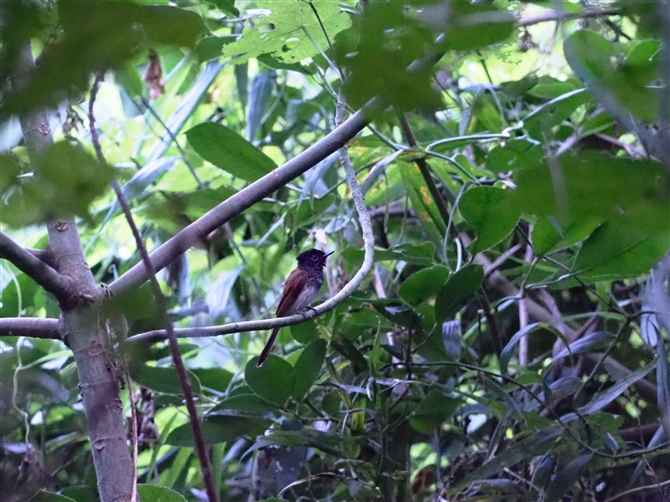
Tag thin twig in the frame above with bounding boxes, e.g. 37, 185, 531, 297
89, 74, 218, 502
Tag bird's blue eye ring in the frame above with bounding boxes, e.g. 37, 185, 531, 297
312, 255, 319, 261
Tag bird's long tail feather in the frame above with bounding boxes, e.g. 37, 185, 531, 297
257, 327, 281, 367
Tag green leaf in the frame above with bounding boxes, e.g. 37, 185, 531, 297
564, 30, 659, 122
573, 222, 670, 281
185, 123, 276, 182
291, 320, 319, 344
434, 265, 484, 325
3, 3, 205, 114
486, 140, 544, 173
29, 491, 77, 502
195, 36, 229, 61
208, 0, 239, 17
372, 300, 424, 331
245, 356, 295, 406
552, 331, 617, 361
223, 0, 351, 64
1, 142, 115, 227
58, 486, 98, 502
544, 454, 593, 502
127, 360, 201, 395
136, 484, 188, 502
577, 361, 655, 416
512, 156, 669, 225
523, 88, 591, 139
0, 154, 21, 194
409, 390, 461, 433
264, 428, 360, 458
434, 2, 515, 52
292, 338, 327, 401
210, 394, 280, 414
454, 427, 563, 490
398, 266, 450, 305
190, 367, 234, 394
499, 322, 543, 374
165, 415, 271, 446
460, 187, 518, 254
342, 243, 435, 267
337, 3, 442, 114
531, 215, 603, 256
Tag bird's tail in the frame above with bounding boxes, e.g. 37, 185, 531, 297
257, 326, 281, 367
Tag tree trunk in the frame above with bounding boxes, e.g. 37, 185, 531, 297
15, 42, 133, 502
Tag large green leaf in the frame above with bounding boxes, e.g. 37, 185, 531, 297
564, 30, 659, 122
434, 265, 484, 325
3, 3, 205, 114
460, 187, 518, 254
245, 356, 296, 406
544, 454, 593, 502
292, 338, 327, 402
128, 360, 201, 395
398, 265, 450, 305
337, 3, 441, 114
29, 491, 76, 502
573, 222, 670, 281
136, 485, 187, 502
577, 361, 655, 416
531, 215, 603, 256
1, 142, 115, 227
165, 415, 271, 446
223, 0, 351, 64
185, 123, 276, 182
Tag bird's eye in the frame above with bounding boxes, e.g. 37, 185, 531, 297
312, 255, 319, 261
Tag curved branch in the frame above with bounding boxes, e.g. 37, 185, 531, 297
0, 231, 74, 304
0, 317, 61, 339
109, 104, 372, 297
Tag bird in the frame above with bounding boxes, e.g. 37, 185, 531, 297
257, 248, 332, 367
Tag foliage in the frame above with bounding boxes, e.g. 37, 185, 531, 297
1, 1, 669, 502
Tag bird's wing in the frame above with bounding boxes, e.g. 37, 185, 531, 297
275, 267, 307, 317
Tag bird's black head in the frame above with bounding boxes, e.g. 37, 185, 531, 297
296, 248, 333, 269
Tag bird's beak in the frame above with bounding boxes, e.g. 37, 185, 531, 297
325, 251, 334, 258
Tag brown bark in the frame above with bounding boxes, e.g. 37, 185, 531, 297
14, 43, 133, 502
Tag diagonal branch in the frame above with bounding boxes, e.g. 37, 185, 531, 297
108, 105, 372, 297
0, 317, 61, 339
0, 231, 74, 305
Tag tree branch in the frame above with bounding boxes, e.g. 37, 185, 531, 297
519, 7, 621, 27
108, 105, 371, 297
0, 231, 74, 305
0, 318, 61, 339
